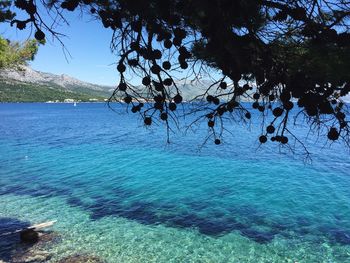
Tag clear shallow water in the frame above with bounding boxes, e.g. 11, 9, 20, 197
0, 103, 350, 262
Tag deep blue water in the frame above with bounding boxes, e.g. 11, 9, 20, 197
0, 103, 350, 262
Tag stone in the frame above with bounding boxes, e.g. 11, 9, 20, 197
20, 229, 39, 243
57, 254, 105, 263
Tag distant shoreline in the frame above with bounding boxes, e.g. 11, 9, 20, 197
0, 101, 108, 103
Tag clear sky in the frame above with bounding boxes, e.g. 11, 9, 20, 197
0, 4, 217, 88
0, 6, 119, 86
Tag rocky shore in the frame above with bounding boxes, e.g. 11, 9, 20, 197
0, 230, 104, 263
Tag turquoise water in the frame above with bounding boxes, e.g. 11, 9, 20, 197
0, 103, 350, 262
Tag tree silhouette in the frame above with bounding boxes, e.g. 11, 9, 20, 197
6, 0, 350, 149
0, 1, 14, 23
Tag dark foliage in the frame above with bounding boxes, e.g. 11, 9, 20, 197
0, 1, 14, 23
5, 0, 350, 151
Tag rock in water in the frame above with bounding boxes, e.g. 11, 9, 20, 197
20, 229, 39, 243
57, 254, 105, 263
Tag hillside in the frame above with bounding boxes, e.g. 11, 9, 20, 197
5, 66, 346, 103
0, 66, 114, 102
0, 79, 101, 102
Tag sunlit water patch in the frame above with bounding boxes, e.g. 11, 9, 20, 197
0, 103, 350, 262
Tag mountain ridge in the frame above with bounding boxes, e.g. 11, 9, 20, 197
0, 66, 115, 101
0, 66, 219, 102
0, 65, 115, 93
6, 66, 347, 103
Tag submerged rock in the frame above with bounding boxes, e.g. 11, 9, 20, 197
57, 254, 105, 263
37, 231, 61, 244
10, 231, 60, 263
12, 251, 51, 263
20, 229, 39, 243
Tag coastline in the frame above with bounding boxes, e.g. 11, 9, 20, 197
1, 228, 104, 263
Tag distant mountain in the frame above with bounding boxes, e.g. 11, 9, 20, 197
130, 79, 214, 101
130, 79, 254, 102
0, 66, 260, 103
0, 66, 115, 102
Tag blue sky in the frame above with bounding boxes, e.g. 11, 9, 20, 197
0, 7, 119, 86
0, 4, 218, 88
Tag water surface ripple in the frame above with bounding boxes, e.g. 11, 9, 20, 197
0, 103, 349, 262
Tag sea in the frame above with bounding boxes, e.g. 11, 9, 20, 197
0, 102, 349, 262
